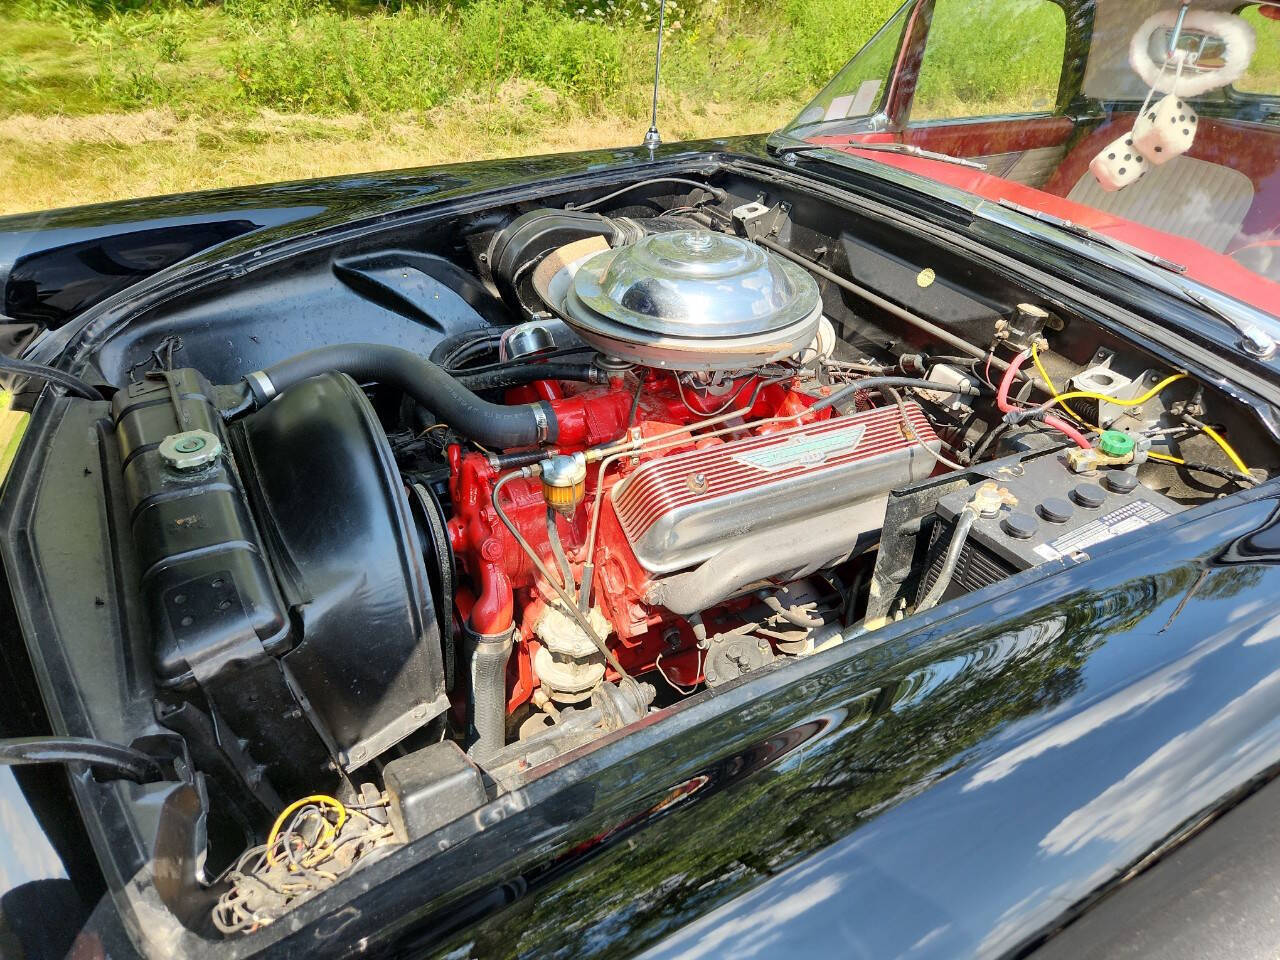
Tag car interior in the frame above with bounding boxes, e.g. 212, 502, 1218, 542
844, 0, 1280, 280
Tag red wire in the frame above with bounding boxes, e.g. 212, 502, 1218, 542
996, 349, 1092, 450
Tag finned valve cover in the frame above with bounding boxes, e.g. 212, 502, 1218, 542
612, 403, 941, 573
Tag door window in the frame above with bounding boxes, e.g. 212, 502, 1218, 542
1232, 4, 1280, 95
912, 0, 1067, 121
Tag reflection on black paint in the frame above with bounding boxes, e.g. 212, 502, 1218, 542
385, 498, 1280, 960
5, 221, 257, 326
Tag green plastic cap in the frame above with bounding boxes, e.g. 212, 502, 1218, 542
1098, 430, 1134, 457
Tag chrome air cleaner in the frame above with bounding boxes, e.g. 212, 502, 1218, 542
537, 229, 822, 371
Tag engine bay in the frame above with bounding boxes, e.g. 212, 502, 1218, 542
9, 164, 1278, 945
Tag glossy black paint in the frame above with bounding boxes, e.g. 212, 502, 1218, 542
51, 481, 1279, 959
1030, 769, 1280, 960
3, 219, 260, 327
3, 139, 1280, 958
0, 140, 738, 338
337, 488, 1280, 960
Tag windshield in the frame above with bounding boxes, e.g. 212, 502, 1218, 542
780, 0, 1280, 309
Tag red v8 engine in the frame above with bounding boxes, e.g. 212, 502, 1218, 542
446, 221, 941, 755
50, 167, 1267, 941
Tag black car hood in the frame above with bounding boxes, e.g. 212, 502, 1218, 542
0, 137, 762, 335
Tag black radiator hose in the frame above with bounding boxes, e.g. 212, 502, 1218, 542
242, 344, 556, 448
455, 361, 603, 392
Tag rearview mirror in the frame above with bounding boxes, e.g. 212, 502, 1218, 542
1130, 10, 1257, 96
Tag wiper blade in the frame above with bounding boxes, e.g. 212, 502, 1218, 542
771, 140, 987, 171
840, 141, 989, 171
982, 199, 1278, 359
993, 198, 1187, 274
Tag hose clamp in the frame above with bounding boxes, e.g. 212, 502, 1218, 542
532, 402, 554, 444
245, 370, 277, 403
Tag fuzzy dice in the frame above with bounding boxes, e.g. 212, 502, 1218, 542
1132, 94, 1198, 165
1089, 133, 1148, 192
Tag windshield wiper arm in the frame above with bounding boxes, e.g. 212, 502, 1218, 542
770, 140, 987, 171
841, 141, 988, 170
986, 199, 1278, 359
993, 198, 1187, 274
1176, 285, 1278, 360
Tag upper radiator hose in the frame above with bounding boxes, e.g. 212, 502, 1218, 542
241, 344, 556, 448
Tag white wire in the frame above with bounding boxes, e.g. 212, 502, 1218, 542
655, 649, 702, 695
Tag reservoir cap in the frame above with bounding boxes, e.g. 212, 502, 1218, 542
1070, 483, 1106, 508
1104, 470, 1140, 494
1001, 512, 1038, 539
1038, 498, 1074, 523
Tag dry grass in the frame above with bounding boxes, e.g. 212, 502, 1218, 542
0, 399, 28, 482
1, 90, 796, 215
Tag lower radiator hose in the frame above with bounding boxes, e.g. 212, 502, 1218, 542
467, 627, 515, 761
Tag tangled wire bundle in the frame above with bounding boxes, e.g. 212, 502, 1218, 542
212, 794, 397, 935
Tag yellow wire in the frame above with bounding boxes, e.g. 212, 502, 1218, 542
1047, 373, 1189, 415
1200, 423, 1250, 474
1029, 343, 1250, 475
1030, 342, 1092, 427
266, 794, 347, 866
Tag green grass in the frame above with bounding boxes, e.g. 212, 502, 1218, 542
1238, 5, 1280, 94
4, 0, 1274, 215
0, 0, 869, 121
0, 0, 907, 210
912, 0, 1066, 119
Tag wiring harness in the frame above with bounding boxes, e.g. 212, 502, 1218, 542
212, 793, 398, 935
1028, 343, 1254, 484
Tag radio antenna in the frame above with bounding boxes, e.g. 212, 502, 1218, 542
643, 0, 667, 149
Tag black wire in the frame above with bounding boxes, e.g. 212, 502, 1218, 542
446, 346, 595, 378
0, 355, 104, 401
810, 376, 981, 414
0, 735, 165, 783
967, 421, 1010, 464
927, 355, 985, 369
455, 361, 600, 392
626, 376, 644, 427
439, 332, 502, 371
917, 508, 977, 612
1166, 459, 1257, 487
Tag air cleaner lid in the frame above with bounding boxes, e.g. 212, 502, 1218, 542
552, 229, 822, 370
568, 230, 818, 339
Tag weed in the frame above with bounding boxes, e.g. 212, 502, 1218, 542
9, 0, 1271, 214
0, 56, 37, 95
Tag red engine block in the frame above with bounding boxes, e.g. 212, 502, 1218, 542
446, 368, 834, 713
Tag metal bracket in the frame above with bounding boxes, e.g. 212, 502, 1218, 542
730, 201, 791, 241
1167, 1, 1192, 60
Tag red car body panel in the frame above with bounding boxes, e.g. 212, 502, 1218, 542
811, 130, 1280, 312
